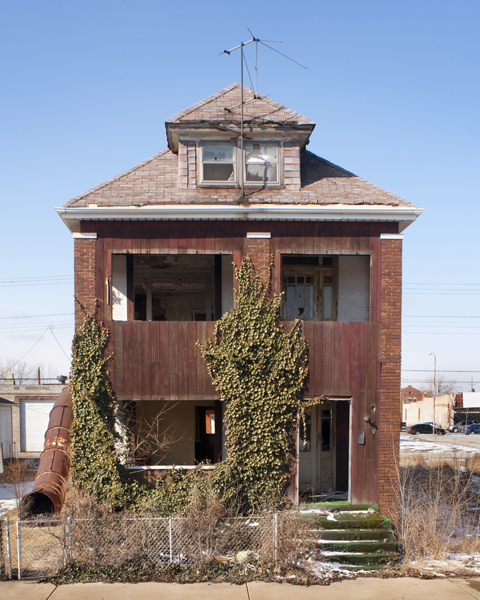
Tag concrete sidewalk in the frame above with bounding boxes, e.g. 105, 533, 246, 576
2, 578, 480, 600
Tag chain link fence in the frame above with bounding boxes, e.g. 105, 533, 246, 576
2, 514, 282, 579
1, 518, 12, 579
16, 519, 65, 579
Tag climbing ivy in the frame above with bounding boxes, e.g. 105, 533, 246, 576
71, 257, 318, 513
70, 305, 130, 507
70, 305, 208, 512
199, 256, 313, 509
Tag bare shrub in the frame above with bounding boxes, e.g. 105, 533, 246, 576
0, 458, 35, 511
394, 450, 480, 564
276, 511, 317, 565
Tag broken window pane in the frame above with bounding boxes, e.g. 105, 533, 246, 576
245, 143, 278, 182
202, 144, 235, 181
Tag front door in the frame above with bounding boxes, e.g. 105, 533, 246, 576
299, 403, 336, 495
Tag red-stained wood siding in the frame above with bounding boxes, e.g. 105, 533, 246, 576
107, 319, 379, 503
82, 220, 395, 324
81, 219, 390, 504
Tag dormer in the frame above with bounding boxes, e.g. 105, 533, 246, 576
165, 83, 315, 192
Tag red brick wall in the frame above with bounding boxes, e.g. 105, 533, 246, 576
246, 237, 271, 282
74, 238, 97, 329
378, 237, 403, 519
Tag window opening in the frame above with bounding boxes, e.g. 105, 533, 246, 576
321, 408, 331, 452
202, 143, 235, 182
133, 255, 216, 322
245, 143, 278, 183
300, 411, 312, 452
282, 255, 337, 321
195, 406, 216, 463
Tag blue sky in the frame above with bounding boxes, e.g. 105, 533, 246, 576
0, 1, 479, 389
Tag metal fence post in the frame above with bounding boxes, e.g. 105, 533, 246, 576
16, 521, 22, 580
5, 518, 12, 579
67, 517, 73, 564
273, 514, 278, 563
3, 518, 12, 579
169, 518, 173, 562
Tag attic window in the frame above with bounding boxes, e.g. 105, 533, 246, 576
245, 143, 278, 183
201, 143, 235, 182
198, 140, 282, 186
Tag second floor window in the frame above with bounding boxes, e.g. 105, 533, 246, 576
282, 256, 337, 321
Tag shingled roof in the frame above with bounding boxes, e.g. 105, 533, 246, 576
63, 148, 414, 209
62, 84, 416, 211
166, 83, 314, 126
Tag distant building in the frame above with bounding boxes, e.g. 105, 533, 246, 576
403, 393, 454, 428
401, 386, 424, 404
0, 379, 66, 458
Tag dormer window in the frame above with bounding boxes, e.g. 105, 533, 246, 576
198, 140, 281, 186
202, 143, 235, 182
245, 143, 278, 183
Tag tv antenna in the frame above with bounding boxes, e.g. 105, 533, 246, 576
221, 30, 307, 197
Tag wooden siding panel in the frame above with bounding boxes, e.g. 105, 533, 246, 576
177, 321, 188, 399
168, 322, 179, 400
141, 321, 152, 400
159, 322, 170, 398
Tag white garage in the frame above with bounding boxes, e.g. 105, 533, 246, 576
0, 401, 14, 458
20, 399, 55, 453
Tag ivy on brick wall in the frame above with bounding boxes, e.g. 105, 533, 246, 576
71, 257, 319, 513
70, 305, 207, 513
199, 256, 313, 508
70, 306, 130, 507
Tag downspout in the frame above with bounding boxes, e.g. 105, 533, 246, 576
21, 387, 73, 516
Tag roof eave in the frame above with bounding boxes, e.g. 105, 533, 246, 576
166, 121, 315, 153
56, 204, 423, 235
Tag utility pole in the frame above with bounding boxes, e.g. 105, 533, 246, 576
429, 352, 437, 434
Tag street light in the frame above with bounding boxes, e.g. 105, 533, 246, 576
429, 352, 437, 434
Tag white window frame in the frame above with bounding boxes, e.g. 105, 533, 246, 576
197, 140, 283, 187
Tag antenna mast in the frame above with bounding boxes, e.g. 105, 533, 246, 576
221, 31, 307, 198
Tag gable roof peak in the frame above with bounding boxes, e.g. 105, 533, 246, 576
165, 83, 315, 151
167, 83, 314, 126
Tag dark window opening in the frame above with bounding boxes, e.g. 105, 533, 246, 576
132, 255, 220, 322
282, 255, 337, 321
195, 407, 216, 463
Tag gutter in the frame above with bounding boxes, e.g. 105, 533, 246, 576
56, 204, 424, 234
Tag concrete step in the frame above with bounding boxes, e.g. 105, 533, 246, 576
315, 513, 392, 531
317, 539, 397, 553
319, 550, 396, 566
315, 528, 392, 541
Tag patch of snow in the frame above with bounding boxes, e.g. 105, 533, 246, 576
0, 481, 34, 513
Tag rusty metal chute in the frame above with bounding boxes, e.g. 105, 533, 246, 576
22, 387, 73, 516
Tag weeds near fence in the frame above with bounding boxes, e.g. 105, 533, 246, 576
0, 459, 35, 511
394, 450, 480, 564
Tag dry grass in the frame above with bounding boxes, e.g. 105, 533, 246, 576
394, 449, 480, 564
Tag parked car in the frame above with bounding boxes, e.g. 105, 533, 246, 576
465, 423, 480, 435
448, 420, 480, 433
407, 422, 446, 435
400, 422, 407, 431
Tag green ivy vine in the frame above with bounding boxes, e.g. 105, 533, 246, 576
199, 256, 313, 508
71, 256, 319, 513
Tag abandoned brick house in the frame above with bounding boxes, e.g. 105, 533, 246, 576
57, 83, 422, 514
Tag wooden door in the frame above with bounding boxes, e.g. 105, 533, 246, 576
299, 403, 337, 494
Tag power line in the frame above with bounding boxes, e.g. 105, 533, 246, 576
403, 332, 480, 335
50, 328, 71, 361
0, 313, 74, 320
403, 370, 480, 373
0, 327, 50, 377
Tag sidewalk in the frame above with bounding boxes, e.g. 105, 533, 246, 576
2, 578, 480, 600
